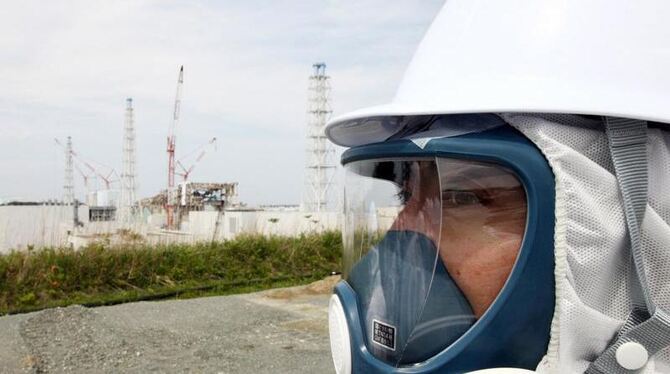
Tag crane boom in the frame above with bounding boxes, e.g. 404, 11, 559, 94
54, 138, 118, 190
166, 65, 184, 229
168, 65, 184, 141
176, 137, 217, 181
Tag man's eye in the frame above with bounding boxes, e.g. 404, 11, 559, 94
443, 190, 482, 206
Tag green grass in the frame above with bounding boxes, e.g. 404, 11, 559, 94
0, 231, 342, 315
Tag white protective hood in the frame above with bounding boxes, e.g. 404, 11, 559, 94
499, 113, 670, 373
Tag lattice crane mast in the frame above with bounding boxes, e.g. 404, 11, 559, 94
166, 65, 184, 229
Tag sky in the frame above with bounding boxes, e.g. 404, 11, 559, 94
0, 0, 445, 206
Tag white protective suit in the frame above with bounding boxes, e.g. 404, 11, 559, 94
499, 113, 670, 373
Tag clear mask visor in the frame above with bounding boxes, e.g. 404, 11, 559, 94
343, 157, 527, 366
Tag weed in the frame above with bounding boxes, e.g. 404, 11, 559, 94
0, 232, 342, 314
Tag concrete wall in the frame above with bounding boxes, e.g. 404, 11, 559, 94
186, 210, 341, 241
0, 205, 344, 252
0, 205, 88, 252
254, 211, 340, 236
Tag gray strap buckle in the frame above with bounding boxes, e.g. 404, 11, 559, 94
585, 118, 670, 373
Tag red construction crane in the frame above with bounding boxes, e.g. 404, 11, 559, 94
74, 164, 93, 193
166, 66, 184, 229
176, 137, 217, 182
175, 137, 217, 207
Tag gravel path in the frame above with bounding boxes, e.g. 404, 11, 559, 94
0, 278, 338, 373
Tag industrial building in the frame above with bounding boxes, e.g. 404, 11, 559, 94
0, 63, 340, 253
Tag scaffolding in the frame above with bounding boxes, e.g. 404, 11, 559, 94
63, 136, 75, 206
303, 63, 335, 213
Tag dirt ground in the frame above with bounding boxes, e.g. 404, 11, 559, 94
0, 276, 340, 373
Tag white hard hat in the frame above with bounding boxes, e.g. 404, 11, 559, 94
326, 0, 670, 147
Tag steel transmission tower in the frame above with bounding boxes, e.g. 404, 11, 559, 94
119, 98, 138, 224
303, 63, 335, 213
64, 136, 75, 206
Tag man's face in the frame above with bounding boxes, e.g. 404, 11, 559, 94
394, 160, 527, 318
439, 166, 526, 318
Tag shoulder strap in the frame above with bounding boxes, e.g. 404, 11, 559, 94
585, 117, 670, 373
